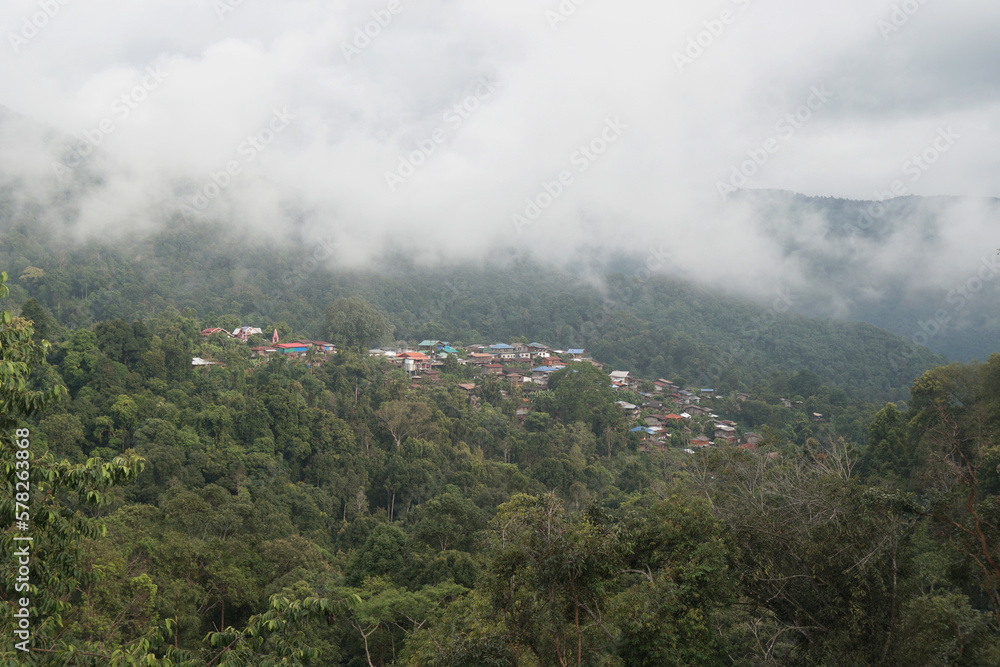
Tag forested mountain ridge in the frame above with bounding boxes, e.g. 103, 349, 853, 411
729, 189, 1000, 362
0, 218, 945, 404
3, 264, 1000, 664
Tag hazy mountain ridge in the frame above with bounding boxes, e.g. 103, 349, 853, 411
0, 215, 946, 404
723, 189, 1000, 361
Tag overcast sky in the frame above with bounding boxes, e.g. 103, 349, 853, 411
1, 0, 998, 295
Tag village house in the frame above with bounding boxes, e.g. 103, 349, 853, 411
467, 353, 496, 366
201, 327, 228, 338
616, 401, 641, 419
504, 369, 527, 384
287, 340, 337, 355
396, 351, 432, 372
689, 436, 712, 448
488, 344, 518, 360
714, 424, 736, 439
530, 364, 565, 384
275, 342, 310, 355
609, 370, 630, 386
418, 369, 443, 382
678, 390, 700, 404
232, 326, 264, 342
527, 343, 551, 359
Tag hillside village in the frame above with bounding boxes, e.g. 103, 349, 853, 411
199, 329, 823, 452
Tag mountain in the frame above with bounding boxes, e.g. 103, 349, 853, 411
728, 189, 1000, 362
0, 219, 945, 404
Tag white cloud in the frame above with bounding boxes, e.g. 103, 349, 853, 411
0, 0, 997, 293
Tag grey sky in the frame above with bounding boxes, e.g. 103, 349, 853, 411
1, 0, 998, 300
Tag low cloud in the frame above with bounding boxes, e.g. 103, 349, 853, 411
0, 0, 997, 301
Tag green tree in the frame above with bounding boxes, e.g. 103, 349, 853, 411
348, 523, 410, 586
697, 444, 921, 664
909, 358, 1000, 634
1, 271, 149, 661
326, 297, 393, 352
19, 298, 59, 344
412, 491, 485, 552
611, 491, 734, 666
482, 493, 619, 665
543, 362, 625, 437
376, 399, 434, 450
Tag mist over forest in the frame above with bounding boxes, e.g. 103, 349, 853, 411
3, 0, 1000, 664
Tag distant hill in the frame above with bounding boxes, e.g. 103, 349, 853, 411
728, 189, 1000, 362
0, 218, 945, 404
0, 107, 991, 367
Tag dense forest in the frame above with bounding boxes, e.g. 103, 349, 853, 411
3, 228, 1000, 665
730, 190, 1000, 363
0, 215, 944, 404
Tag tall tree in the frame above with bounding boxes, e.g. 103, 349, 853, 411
1, 271, 148, 661
325, 297, 392, 352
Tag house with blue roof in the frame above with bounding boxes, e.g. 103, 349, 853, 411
489, 343, 517, 360
418, 340, 451, 352
530, 364, 565, 386
567, 348, 586, 359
